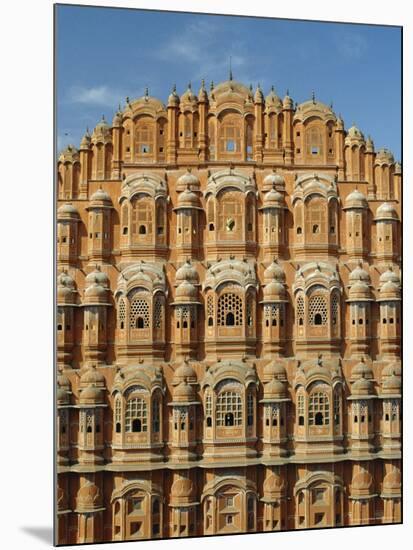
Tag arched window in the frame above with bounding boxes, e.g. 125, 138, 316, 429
217, 293, 243, 326
297, 294, 305, 326
333, 387, 341, 425
219, 113, 242, 154
118, 298, 126, 330
115, 395, 122, 433
153, 295, 163, 329
297, 392, 305, 425
121, 202, 129, 235
205, 392, 212, 427
308, 291, 328, 326
207, 295, 214, 327
131, 195, 153, 237
247, 392, 254, 426
135, 118, 154, 156
125, 398, 147, 432
129, 297, 150, 329
331, 292, 339, 326
309, 390, 330, 426
306, 126, 323, 157
152, 399, 160, 433
218, 190, 243, 236
216, 391, 242, 426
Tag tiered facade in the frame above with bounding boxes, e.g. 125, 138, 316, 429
56, 78, 402, 545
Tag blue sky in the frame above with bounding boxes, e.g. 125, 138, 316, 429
56, 5, 402, 160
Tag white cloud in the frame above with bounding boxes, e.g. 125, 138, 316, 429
67, 85, 124, 106
335, 32, 367, 59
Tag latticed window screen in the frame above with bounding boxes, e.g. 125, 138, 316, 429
308, 293, 328, 326
152, 399, 160, 432
247, 392, 254, 425
118, 299, 126, 327
131, 197, 152, 235
135, 122, 154, 153
205, 393, 212, 417
246, 296, 254, 326
296, 295, 305, 324
216, 391, 242, 426
207, 295, 214, 318
334, 389, 341, 424
265, 304, 281, 325
129, 298, 150, 329
217, 293, 243, 326
154, 296, 163, 329
115, 396, 122, 425
219, 115, 241, 153
309, 390, 330, 425
331, 292, 339, 325
219, 193, 242, 232
125, 398, 147, 432
297, 393, 305, 416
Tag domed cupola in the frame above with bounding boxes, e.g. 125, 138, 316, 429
175, 260, 199, 285
263, 360, 287, 382
263, 278, 288, 303
345, 124, 365, 146
264, 377, 287, 400
265, 85, 282, 110
84, 267, 110, 304
198, 79, 208, 102
375, 202, 399, 221
172, 360, 197, 386
176, 185, 202, 210
57, 270, 77, 305
80, 129, 91, 150
180, 82, 198, 107
375, 148, 395, 166
176, 168, 200, 192
57, 371, 72, 406
263, 260, 286, 284
262, 170, 285, 192
57, 203, 80, 222
344, 189, 368, 210
254, 83, 264, 104
351, 374, 375, 397
263, 184, 285, 209
91, 115, 111, 144
89, 187, 112, 208
168, 84, 180, 107
282, 91, 293, 110
172, 380, 195, 403
350, 358, 374, 381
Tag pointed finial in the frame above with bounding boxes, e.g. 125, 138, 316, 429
172, 83, 176, 93
258, 82, 261, 90
188, 81, 192, 90
229, 55, 233, 81
101, 114, 105, 121
144, 86, 149, 99
286, 88, 289, 96
201, 78, 205, 90
312, 91, 316, 103
210, 80, 214, 91
330, 100, 333, 109
271, 84, 275, 92
118, 103, 122, 112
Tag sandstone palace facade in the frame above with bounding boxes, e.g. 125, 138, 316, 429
56, 78, 402, 544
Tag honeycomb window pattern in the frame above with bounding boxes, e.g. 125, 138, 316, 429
115, 396, 122, 425
331, 292, 339, 325
309, 391, 330, 426
308, 294, 328, 326
217, 293, 243, 326
129, 298, 150, 329
216, 391, 242, 426
154, 296, 163, 329
296, 295, 305, 324
125, 398, 148, 432
297, 393, 305, 416
118, 299, 126, 327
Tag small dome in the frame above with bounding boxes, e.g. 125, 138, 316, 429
348, 279, 372, 301
57, 203, 79, 220
176, 260, 199, 285
180, 83, 198, 104
264, 279, 287, 301
283, 93, 293, 109
379, 267, 400, 285
94, 115, 110, 133
263, 472, 285, 495
264, 377, 287, 399
198, 80, 208, 102
57, 372, 71, 405
254, 84, 264, 103
336, 115, 344, 130
80, 131, 91, 149
349, 264, 371, 284
375, 202, 399, 220
352, 470, 373, 491
382, 373, 401, 393
76, 482, 102, 510
171, 476, 194, 498
59, 144, 79, 163
90, 188, 112, 206
80, 366, 106, 388
383, 469, 401, 491
176, 187, 201, 209
175, 280, 198, 302
344, 189, 368, 209
351, 360, 374, 380
382, 362, 401, 378
80, 384, 104, 404
173, 380, 195, 402
366, 136, 374, 153
375, 148, 395, 165
264, 260, 286, 283
345, 125, 365, 143
112, 110, 122, 127
394, 161, 402, 175
85, 282, 108, 301
265, 86, 282, 109
57, 271, 77, 303
176, 170, 200, 192
379, 280, 401, 301
263, 186, 285, 208
263, 361, 287, 381
173, 361, 197, 385
262, 171, 285, 192
85, 268, 110, 288
351, 376, 374, 396
168, 85, 180, 107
